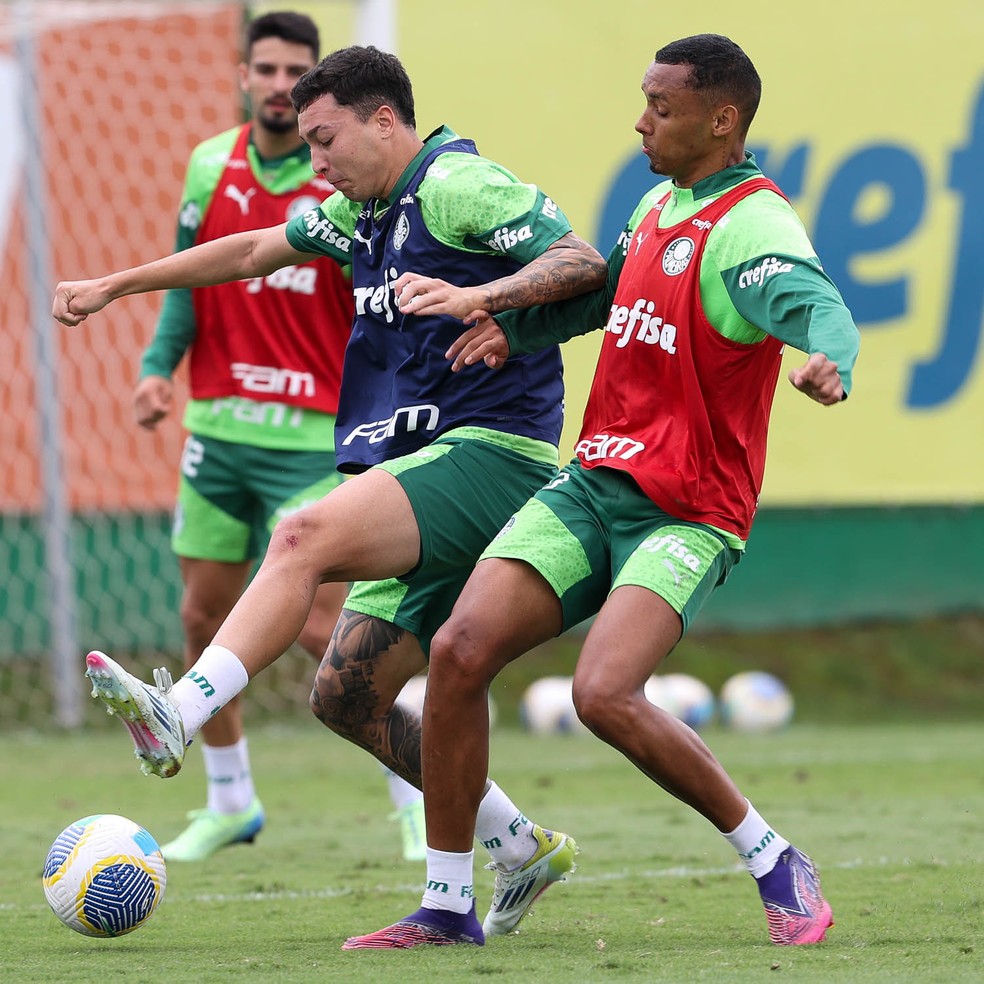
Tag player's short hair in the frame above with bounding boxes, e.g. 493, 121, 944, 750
246, 11, 320, 62
290, 45, 416, 127
654, 34, 761, 132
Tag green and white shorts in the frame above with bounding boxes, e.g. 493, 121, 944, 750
172, 432, 344, 563
343, 428, 559, 654
480, 459, 743, 635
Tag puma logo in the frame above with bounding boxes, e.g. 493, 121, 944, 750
224, 185, 257, 216
352, 226, 373, 254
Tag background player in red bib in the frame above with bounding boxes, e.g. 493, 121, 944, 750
133, 12, 425, 864
356, 33, 860, 948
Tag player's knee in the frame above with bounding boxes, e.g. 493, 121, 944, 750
572, 677, 631, 737
308, 665, 381, 740
308, 675, 340, 732
265, 509, 326, 570
430, 620, 495, 689
428, 632, 464, 687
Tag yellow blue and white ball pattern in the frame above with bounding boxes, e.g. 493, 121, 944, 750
42, 814, 167, 937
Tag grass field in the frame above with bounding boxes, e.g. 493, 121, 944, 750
1, 719, 981, 983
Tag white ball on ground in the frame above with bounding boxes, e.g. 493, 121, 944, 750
645, 672, 716, 730
519, 675, 589, 735
42, 814, 166, 937
719, 671, 794, 732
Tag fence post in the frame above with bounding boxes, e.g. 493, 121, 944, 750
16, 1, 82, 727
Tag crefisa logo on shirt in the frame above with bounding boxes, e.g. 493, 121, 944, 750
393, 212, 411, 250
302, 209, 352, 251
662, 237, 695, 276
287, 195, 321, 222
485, 224, 533, 253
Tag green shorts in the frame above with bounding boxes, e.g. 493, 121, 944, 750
343, 428, 558, 654
172, 433, 344, 563
480, 459, 742, 635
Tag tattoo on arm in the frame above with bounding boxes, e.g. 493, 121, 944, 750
487, 233, 607, 313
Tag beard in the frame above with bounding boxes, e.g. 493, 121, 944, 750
257, 109, 297, 135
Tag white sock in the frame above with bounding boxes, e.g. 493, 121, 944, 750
475, 780, 538, 869
169, 645, 249, 739
382, 766, 423, 811
722, 800, 791, 878
203, 738, 255, 814
421, 847, 475, 913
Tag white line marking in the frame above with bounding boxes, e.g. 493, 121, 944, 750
13, 856, 979, 913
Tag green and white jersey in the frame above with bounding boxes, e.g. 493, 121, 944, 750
500, 155, 859, 396
286, 125, 570, 470
285, 126, 555, 262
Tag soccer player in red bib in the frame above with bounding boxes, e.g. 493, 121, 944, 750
352, 34, 859, 948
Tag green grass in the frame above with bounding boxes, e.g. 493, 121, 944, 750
2, 721, 982, 983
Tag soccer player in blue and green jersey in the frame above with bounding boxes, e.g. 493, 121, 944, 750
54, 45, 607, 939
131, 9, 373, 867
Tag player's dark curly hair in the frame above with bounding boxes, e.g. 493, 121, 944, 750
290, 45, 416, 127
654, 34, 761, 132
247, 11, 320, 62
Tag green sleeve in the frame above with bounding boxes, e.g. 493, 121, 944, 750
720, 256, 861, 395
418, 153, 571, 259
284, 192, 357, 263
494, 192, 656, 354
140, 290, 194, 377
703, 189, 860, 394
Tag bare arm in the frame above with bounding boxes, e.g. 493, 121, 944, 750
392, 232, 606, 321
53, 223, 310, 326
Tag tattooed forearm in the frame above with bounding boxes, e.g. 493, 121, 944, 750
486, 233, 606, 313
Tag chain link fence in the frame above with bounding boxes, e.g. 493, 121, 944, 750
0, 1, 363, 729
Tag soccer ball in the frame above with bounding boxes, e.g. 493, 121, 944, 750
719, 671, 794, 732
519, 676, 589, 735
396, 672, 498, 728
42, 814, 167, 937
645, 672, 716, 730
